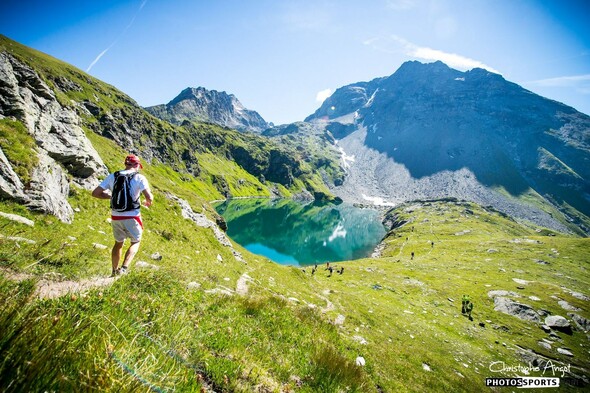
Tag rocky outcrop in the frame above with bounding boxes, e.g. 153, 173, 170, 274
167, 193, 245, 263
493, 296, 541, 322
26, 153, 74, 222
146, 87, 269, 133
0, 148, 27, 202
0, 51, 108, 222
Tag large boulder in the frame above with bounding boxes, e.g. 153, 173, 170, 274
26, 153, 74, 223
493, 297, 540, 322
544, 315, 572, 334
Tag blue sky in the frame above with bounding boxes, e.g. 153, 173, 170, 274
1, 0, 589, 124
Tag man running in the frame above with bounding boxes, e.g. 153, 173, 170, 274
92, 154, 153, 276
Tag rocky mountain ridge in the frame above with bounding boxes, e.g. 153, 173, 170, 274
305, 61, 590, 234
145, 87, 269, 133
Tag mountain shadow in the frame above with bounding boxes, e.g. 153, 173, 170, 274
307, 61, 590, 226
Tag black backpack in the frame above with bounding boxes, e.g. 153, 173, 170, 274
110, 171, 140, 212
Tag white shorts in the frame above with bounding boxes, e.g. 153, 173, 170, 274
112, 218, 143, 243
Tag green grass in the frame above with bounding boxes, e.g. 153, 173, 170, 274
0, 118, 39, 184
1, 195, 588, 392
1, 33, 589, 392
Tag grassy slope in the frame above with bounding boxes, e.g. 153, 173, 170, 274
1, 155, 589, 392
1, 35, 589, 392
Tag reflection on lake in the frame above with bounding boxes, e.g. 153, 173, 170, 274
214, 199, 386, 266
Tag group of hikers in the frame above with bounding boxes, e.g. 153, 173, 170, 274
303, 262, 344, 277
93, 154, 476, 322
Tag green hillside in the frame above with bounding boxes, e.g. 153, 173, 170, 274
1, 185, 589, 391
0, 35, 589, 392
0, 34, 335, 202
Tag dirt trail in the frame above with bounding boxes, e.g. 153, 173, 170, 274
1, 268, 116, 299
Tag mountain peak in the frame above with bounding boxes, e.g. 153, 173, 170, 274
146, 86, 268, 133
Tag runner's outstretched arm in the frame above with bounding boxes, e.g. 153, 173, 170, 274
92, 186, 111, 200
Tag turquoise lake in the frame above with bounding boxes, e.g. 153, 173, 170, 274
214, 199, 386, 266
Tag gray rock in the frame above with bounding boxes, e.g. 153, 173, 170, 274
487, 290, 520, 298
0, 234, 36, 244
334, 314, 346, 325
493, 297, 540, 322
0, 52, 108, 222
567, 313, 590, 332
187, 282, 201, 290
0, 211, 34, 226
564, 290, 590, 301
558, 300, 581, 311
513, 278, 530, 285
26, 153, 74, 223
545, 315, 570, 328
557, 348, 574, 357
150, 252, 163, 261
135, 261, 159, 270
167, 194, 245, 263
538, 341, 551, 350
0, 148, 27, 202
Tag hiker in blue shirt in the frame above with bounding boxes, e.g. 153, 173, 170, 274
92, 154, 153, 276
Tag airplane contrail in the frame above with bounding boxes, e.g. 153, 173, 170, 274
86, 0, 148, 72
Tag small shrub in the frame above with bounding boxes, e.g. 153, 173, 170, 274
308, 345, 365, 393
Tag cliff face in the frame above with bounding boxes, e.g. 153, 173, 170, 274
306, 61, 590, 234
145, 87, 269, 133
0, 51, 107, 222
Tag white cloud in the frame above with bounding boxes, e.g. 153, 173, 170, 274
390, 35, 501, 74
364, 35, 501, 74
412, 47, 501, 74
316, 88, 333, 103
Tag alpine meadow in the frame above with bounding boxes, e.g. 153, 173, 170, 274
0, 30, 589, 393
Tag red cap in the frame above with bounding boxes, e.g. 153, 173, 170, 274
125, 154, 143, 169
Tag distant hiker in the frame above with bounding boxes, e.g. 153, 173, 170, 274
461, 295, 474, 321
312, 267, 316, 275
92, 154, 153, 277
326, 266, 334, 277
326, 261, 330, 268
431, 241, 434, 247
338, 267, 344, 275
411, 252, 415, 260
